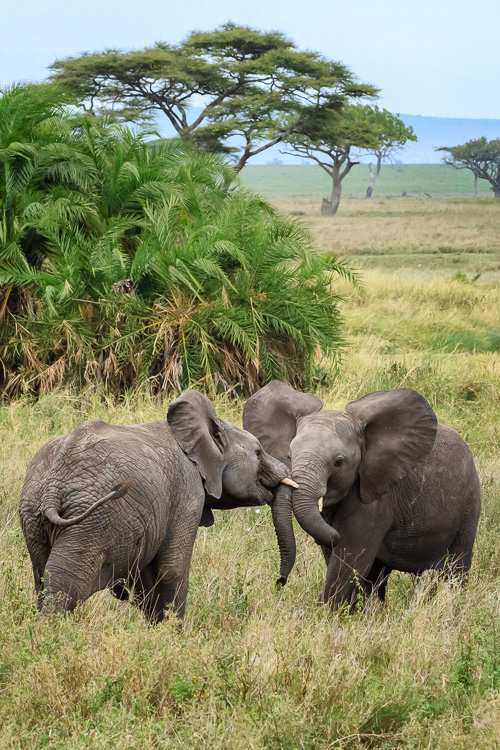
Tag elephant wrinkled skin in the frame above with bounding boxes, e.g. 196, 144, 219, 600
244, 381, 481, 608
20, 390, 290, 621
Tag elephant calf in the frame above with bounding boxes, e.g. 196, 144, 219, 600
20, 390, 294, 621
244, 381, 481, 608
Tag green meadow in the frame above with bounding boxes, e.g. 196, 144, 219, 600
0, 167, 499, 749
241, 163, 490, 199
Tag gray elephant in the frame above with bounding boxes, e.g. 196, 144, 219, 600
243, 381, 481, 607
20, 390, 295, 621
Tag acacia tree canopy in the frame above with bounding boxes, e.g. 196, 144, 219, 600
357, 106, 416, 197
438, 138, 500, 198
285, 103, 384, 215
49, 23, 376, 171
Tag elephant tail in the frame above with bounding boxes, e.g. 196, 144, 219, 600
44, 480, 133, 527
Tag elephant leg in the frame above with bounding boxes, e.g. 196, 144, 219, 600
365, 559, 392, 602
41, 546, 101, 615
321, 544, 332, 568
147, 556, 190, 624
129, 565, 156, 617
445, 523, 477, 583
322, 517, 389, 610
421, 520, 478, 598
147, 521, 200, 624
29, 542, 52, 611
324, 547, 378, 610
22, 519, 52, 611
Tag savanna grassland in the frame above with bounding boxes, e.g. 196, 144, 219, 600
1, 166, 500, 749
242, 163, 491, 199
243, 165, 500, 283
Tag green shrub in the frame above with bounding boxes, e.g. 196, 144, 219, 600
0, 86, 351, 397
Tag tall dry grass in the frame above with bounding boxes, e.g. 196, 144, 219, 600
272, 197, 500, 283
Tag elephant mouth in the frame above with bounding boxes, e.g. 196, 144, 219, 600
261, 487, 274, 505
260, 476, 298, 505
255, 480, 274, 505
321, 490, 341, 508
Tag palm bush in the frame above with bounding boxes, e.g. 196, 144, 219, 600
110, 193, 351, 394
0, 84, 96, 319
1, 85, 352, 397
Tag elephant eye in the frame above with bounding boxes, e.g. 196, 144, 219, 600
256, 448, 263, 459
334, 456, 344, 468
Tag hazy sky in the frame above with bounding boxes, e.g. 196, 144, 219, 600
2, 0, 499, 121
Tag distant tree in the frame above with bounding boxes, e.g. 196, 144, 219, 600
359, 107, 416, 198
438, 138, 500, 198
285, 104, 382, 216
49, 24, 375, 171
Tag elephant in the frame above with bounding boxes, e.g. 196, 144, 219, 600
243, 381, 481, 608
19, 390, 296, 622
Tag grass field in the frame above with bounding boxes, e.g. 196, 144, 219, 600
241, 164, 492, 199
242, 165, 500, 283
0, 173, 499, 748
272, 197, 500, 283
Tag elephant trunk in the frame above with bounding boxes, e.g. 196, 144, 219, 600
291, 460, 340, 549
270, 484, 296, 586
260, 450, 297, 585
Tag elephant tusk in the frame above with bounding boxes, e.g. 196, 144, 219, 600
281, 477, 299, 489
318, 497, 323, 512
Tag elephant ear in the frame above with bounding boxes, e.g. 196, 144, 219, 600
243, 380, 323, 466
345, 388, 438, 504
167, 391, 225, 499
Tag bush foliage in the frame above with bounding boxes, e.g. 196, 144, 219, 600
0, 85, 350, 397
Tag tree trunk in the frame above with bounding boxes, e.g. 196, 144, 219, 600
321, 198, 335, 215
320, 173, 342, 216
366, 153, 382, 199
474, 173, 478, 198
493, 186, 500, 198
235, 152, 251, 173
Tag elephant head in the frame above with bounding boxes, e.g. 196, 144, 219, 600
244, 381, 438, 555
167, 390, 294, 530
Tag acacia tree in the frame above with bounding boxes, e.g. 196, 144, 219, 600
49, 24, 375, 171
359, 107, 416, 198
285, 104, 382, 216
438, 138, 500, 198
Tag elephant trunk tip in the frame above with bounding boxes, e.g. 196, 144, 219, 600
330, 528, 341, 547
276, 574, 288, 587
293, 489, 341, 550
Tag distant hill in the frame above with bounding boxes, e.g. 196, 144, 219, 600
154, 111, 500, 165
395, 115, 500, 164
